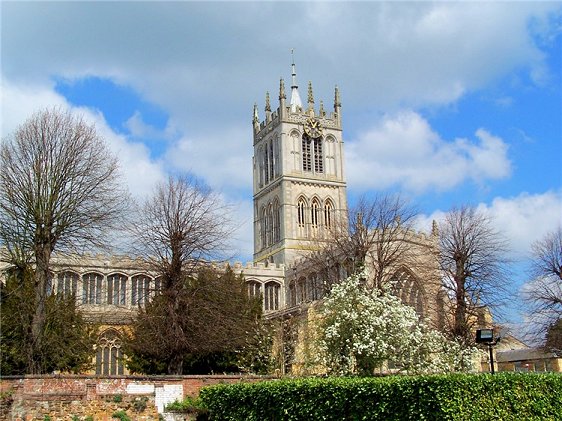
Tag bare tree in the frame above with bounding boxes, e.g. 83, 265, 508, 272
129, 175, 234, 288
524, 227, 562, 344
438, 206, 510, 344
126, 175, 241, 374
0, 108, 127, 373
302, 194, 420, 293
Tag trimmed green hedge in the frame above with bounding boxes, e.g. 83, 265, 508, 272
199, 373, 562, 420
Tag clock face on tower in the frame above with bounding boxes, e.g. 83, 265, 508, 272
304, 117, 322, 138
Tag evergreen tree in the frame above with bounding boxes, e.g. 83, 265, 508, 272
1, 267, 96, 375
125, 266, 263, 374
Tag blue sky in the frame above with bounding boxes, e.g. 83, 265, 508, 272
2, 1, 561, 328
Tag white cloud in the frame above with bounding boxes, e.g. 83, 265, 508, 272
417, 190, 562, 258
0, 79, 67, 136
346, 111, 512, 193
166, 126, 253, 192
1, 79, 166, 201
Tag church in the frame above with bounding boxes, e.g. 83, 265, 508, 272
30, 61, 445, 375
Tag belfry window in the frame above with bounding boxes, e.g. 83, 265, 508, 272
302, 138, 312, 171
273, 199, 280, 243
264, 145, 270, 184
261, 207, 268, 248
314, 139, 323, 173
302, 135, 324, 173
268, 141, 275, 181
267, 203, 273, 246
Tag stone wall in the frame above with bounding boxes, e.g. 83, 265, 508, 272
0, 375, 273, 420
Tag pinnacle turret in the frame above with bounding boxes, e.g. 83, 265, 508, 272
307, 81, 315, 114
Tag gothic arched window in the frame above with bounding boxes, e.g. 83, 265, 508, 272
297, 277, 307, 304
267, 203, 273, 247
302, 137, 312, 171
274, 138, 280, 177
391, 268, 425, 319
131, 275, 151, 306
57, 271, 78, 299
314, 138, 323, 173
324, 199, 334, 229
297, 197, 306, 228
268, 140, 274, 181
311, 198, 320, 228
96, 330, 124, 375
261, 206, 268, 249
247, 280, 261, 299
264, 281, 280, 311
107, 273, 127, 305
273, 199, 280, 243
82, 272, 103, 305
288, 279, 297, 307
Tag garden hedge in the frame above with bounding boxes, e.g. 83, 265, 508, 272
199, 373, 562, 420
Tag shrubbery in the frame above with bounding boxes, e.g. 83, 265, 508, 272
199, 373, 562, 420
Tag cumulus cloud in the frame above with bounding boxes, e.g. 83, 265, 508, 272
417, 190, 562, 258
346, 111, 511, 193
1, 79, 166, 200
166, 126, 253, 193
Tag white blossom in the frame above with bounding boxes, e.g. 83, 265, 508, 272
313, 272, 479, 376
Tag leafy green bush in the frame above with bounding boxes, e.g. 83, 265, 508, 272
199, 373, 562, 420
166, 396, 209, 419
112, 410, 131, 421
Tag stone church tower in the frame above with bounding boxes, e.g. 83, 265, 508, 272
252, 60, 348, 266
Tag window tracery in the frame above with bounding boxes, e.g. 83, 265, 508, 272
95, 330, 124, 375
391, 268, 425, 318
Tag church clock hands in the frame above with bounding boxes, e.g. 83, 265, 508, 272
304, 117, 322, 138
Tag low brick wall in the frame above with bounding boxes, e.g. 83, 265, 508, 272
0, 375, 274, 420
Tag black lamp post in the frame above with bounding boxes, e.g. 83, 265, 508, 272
476, 328, 499, 374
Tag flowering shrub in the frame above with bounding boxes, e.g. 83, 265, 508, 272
314, 272, 478, 375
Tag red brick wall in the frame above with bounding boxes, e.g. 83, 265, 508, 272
0, 375, 274, 420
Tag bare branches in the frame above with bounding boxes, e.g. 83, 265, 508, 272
303, 193, 420, 293
128, 175, 235, 286
438, 205, 511, 343
524, 227, 562, 343
0, 108, 127, 373
0, 108, 127, 261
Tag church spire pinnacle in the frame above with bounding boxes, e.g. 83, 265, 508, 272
307, 81, 315, 114
279, 78, 286, 100
265, 91, 271, 112
289, 49, 303, 112
265, 91, 272, 122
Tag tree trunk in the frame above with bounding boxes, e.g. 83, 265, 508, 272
167, 353, 184, 375
30, 244, 52, 373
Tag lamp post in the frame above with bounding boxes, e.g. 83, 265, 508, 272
476, 328, 500, 374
